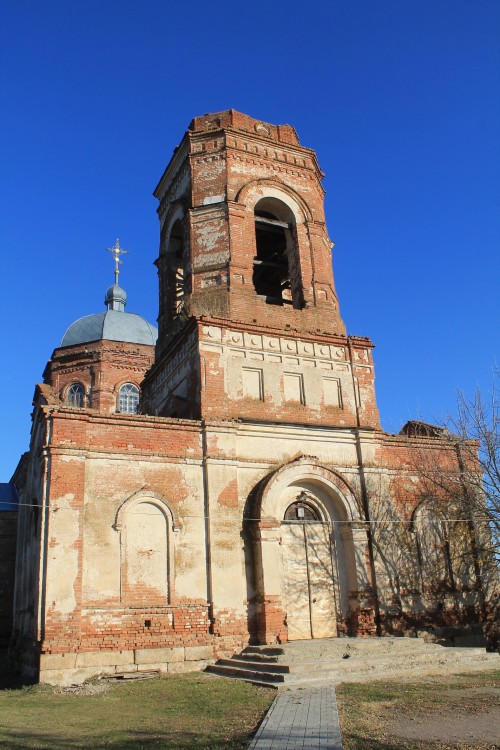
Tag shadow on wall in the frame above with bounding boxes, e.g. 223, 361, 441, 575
365, 471, 494, 643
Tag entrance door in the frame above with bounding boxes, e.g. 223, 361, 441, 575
281, 521, 338, 640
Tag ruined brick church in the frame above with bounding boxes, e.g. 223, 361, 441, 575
9, 111, 490, 684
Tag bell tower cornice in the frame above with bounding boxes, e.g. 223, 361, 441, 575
154, 111, 327, 211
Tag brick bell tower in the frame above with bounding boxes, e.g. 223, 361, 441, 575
142, 110, 380, 430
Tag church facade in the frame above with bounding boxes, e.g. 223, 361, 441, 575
11, 111, 491, 685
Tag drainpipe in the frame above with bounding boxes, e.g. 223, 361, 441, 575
37, 412, 53, 651
200, 420, 215, 632
347, 338, 381, 636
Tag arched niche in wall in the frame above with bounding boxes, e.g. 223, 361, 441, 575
114, 493, 178, 606
412, 500, 454, 594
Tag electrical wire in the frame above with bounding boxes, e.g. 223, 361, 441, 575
0, 500, 494, 524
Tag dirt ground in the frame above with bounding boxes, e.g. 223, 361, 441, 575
388, 686, 500, 746
337, 672, 500, 750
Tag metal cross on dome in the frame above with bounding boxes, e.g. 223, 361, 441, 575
106, 238, 129, 284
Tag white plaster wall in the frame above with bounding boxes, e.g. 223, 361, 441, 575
234, 424, 362, 466
206, 462, 247, 614
45, 489, 80, 616
170, 464, 207, 602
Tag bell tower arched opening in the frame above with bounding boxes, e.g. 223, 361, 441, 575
253, 197, 304, 309
167, 219, 191, 319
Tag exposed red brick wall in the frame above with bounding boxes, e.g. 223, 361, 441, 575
44, 339, 155, 415
42, 604, 211, 654
255, 595, 288, 644
45, 410, 202, 458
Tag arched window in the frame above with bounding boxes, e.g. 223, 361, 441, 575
253, 198, 303, 308
168, 219, 190, 318
284, 492, 322, 522
66, 382, 85, 408
118, 383, 140, 414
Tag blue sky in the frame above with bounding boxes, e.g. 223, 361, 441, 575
1, 0, 499, 481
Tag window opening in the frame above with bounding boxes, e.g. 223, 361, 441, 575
168, 220, 190, 317
284, 500, 322, 522
66, 382, 84, 408
253, 210, 292, 305
119, 383, 140, 414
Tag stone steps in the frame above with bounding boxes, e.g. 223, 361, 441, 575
206, 637, 499, 689
242, 636, 432, 660
217, 658, 291, 674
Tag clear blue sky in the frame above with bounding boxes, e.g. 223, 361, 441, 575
1, 0, 499, 481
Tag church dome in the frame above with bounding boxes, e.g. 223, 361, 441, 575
61, 278, 157, 348
61, 310, 157, 347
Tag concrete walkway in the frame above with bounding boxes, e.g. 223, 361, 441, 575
248, 686, 343, 749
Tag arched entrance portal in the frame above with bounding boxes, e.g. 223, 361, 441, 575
253, 458, 366, 644
281, 492, 338, 639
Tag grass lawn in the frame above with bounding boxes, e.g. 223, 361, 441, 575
1, 657, 498, 750
0, 670, 274, 750
336, 670, 500, 750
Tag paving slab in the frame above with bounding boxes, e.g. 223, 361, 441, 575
249, 685, 343, 750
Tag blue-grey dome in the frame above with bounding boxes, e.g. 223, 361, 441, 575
61, 268, 158, 347
61, 310, 158, 346
61, 310, 158, 347
61, 275, 157, 347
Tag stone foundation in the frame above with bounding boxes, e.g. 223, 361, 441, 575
38, 644, 215, 686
